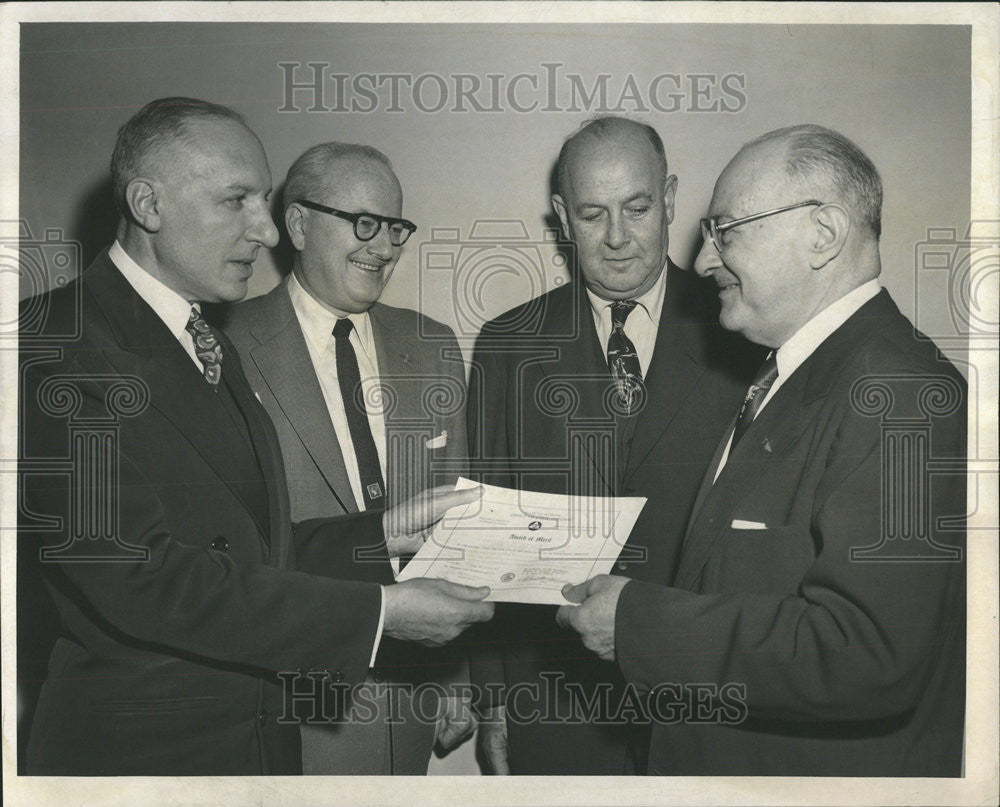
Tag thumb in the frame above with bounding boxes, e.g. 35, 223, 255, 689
433, 486, 483, 511
434, 579, 492, 600
561, 580, 590, 604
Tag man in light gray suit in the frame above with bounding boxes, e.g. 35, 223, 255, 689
225, 143, 472, 774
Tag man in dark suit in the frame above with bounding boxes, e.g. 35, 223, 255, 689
467, 117, 757, 774
558, 124, 966, 776
18, 97, 494, 776
225, 143, 473, 773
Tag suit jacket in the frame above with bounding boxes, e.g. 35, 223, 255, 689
19, 250, 392, 775
615, 289, 967, 776
223, 278, 469, 773
466, 261, 761, 774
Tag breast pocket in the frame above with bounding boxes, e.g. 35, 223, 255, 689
714, 524, 816, 594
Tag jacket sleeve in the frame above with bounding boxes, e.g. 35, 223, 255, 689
614, 368, 967, 723
21, 353, 383, 688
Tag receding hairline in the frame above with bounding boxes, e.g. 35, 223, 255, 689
556, 117, 669, 199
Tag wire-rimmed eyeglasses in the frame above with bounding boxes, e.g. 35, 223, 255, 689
700, 200, 823, 252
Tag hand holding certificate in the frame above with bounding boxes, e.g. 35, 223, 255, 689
396, 478, 646, 605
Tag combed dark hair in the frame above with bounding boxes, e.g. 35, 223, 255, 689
747, 124, 883, 239
110, 97, 247, 215
283, 143, 394, 212
555, 116, 669, 198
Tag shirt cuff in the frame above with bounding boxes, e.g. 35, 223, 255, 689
369, 584, 386, 668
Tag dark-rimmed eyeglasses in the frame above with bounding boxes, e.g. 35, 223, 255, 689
297, 200, 417, 246
700, 200, 824, 252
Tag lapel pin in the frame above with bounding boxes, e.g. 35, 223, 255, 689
762, 437, 772, 454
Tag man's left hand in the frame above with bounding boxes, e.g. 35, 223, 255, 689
556, 575, 629, 662
434, 694, 478, 752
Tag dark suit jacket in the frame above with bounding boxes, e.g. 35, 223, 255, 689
19, 250, 392, 775
466, 262, 761, 774
223, 279, 469, 773
615, 289, 967, 776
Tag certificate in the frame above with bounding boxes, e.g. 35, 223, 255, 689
396, 478, 646, 604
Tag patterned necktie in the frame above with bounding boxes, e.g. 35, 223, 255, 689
185, 306, 223, 386
607, 300, 644, 414
731, 352, 779, 448
332, 318, 386, 510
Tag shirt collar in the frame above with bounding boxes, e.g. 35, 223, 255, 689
108, 240, 196, 341
584, 260, 669, 327
287, 271, 375, 358
775, 279, 881, 382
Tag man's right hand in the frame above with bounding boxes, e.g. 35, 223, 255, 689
476, 704, 510, 775
382, 578, 494, 646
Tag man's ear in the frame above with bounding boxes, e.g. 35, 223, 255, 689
124, 178, 161, 233
284, 203, 307, 252
662, 174, 679, 225
808, 203, 850, 270
551, 194, 571, 241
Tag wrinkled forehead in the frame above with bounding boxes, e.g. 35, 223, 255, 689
564, 133, 665, 198
317, 156, 402, 214
157, 117, 270, 184
710, 142, 792, 215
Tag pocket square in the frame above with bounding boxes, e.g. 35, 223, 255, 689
731, 519, 767, 530
425, 430, 448, 450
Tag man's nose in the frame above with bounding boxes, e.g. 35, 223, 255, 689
604, 213, 629, 250
249, 207, 280, 248
693, 237, 721, 277
365, 223, 395, 260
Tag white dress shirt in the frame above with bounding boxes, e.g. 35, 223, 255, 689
713, 279, 882, 482
288, 273, 395, 666
109, 241, 205, 373
585, 260, 669, 377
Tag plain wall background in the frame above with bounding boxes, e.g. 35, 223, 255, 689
19, 23, 971, 365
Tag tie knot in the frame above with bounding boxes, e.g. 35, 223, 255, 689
332, 318, 354, 339
610, 300, 638, 331
186, 306, 209, 333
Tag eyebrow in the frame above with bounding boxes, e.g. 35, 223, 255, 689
573, 192, 654, 213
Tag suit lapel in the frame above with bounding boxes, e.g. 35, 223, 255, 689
247, 281, 357, 513
85, 254, 272, 545
622, 263, 707, 485
672, 290, 897, 590
534, 283, 617, 496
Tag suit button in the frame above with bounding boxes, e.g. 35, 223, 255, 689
372, 669, 385, 684
332, 671, 344, 683
211, 536, 229, 552
257, 713, 266, 724
617, 561, 628, 571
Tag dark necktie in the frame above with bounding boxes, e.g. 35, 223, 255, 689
185, 306, 223, 386
332, 318, 386, 510
731, 352, 779, 448
607, 300, 645, 414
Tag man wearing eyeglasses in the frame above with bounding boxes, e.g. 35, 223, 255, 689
467, 116, 760, 775
225, 143, 473, 774
557, 124, 966, 776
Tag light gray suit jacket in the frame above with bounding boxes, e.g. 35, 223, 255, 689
223, 276, 470, 774
224, 276, 468, 520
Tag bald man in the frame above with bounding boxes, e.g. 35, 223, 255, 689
467, 117, 759, 774
559, 125, 967, 776
20, 100, 492, 776
224, 143, 472, 774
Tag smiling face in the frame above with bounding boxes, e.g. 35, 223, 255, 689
289, 155, 403, 315
552, 129, 677, 301
150, 117, 279, 303
694, 141, 822, 348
